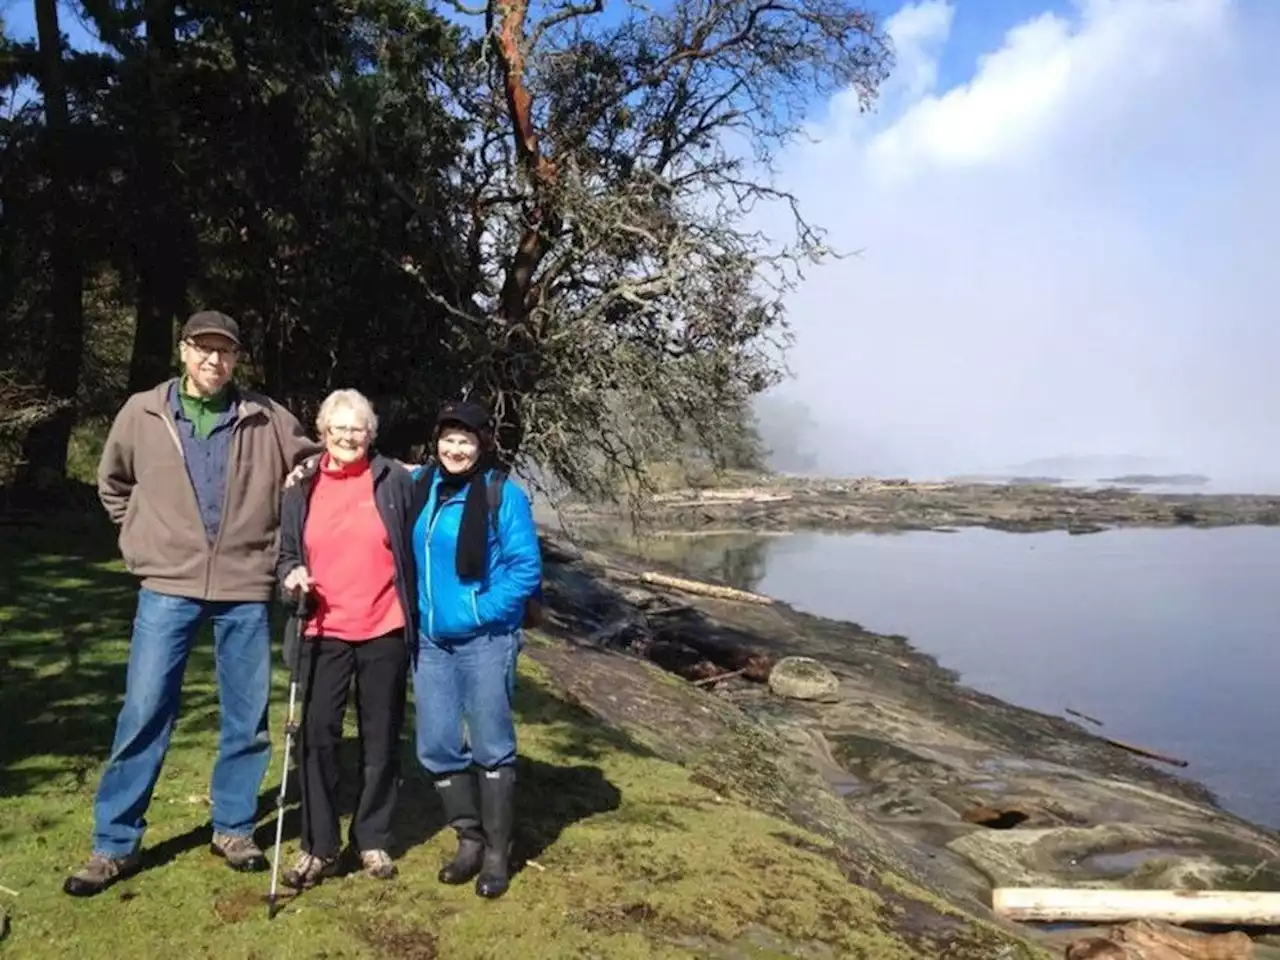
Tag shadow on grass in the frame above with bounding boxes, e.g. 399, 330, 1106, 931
0, 510, 221, 799
14, 671, 628, 879
2, 506, 628, 881
384, 671, 630, 872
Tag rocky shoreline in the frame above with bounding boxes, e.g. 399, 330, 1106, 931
549, 476, 1280, 535
530, 529, 1280, 958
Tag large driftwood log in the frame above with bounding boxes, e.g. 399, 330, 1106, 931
993, 888, 1280, 926
1065, 920, 1254, 959
632, 571, 775, 605
651, 488, 794, 505
654, 493, 794, 508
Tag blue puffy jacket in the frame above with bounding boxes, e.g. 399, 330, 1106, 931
410, 466, 542, 642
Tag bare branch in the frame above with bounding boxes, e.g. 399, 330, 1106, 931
530, 0, 606, 49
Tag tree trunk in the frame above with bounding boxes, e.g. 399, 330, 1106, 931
126, 0, 190, 393
19, 0, 86, 486
485, 0, 560, 459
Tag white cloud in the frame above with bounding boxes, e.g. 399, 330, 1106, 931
882, 0, 955, 102
762, 0, 1280, 485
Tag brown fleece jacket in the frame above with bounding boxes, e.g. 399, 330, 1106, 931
97, 378, 322, 601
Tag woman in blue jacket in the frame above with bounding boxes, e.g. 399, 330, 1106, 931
409, 399, 541, 898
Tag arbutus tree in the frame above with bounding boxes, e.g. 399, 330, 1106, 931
423, 0, 893, 497
1, 0, 892, 496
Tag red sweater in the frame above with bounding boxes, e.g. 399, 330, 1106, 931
302, 455, 405, 641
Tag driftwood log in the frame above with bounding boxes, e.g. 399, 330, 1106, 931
1066, 707, 1105, 726
1097, 735, 1189, 768
1064, 920, 1254, 960
993, 888, 1280, 926
631, 571, 775, 606
653, 493, 794, 508
650, 488, 794, 505
538, 539, 581, 565
693, 668, 748, 686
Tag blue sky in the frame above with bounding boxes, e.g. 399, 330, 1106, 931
2, 0, 101, 49
925, 0, 1073, 86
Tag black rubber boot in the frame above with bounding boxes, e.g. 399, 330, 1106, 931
434, 771, 485, 885
475, 766, 516, 899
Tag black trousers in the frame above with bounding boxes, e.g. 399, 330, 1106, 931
298, 632, 407, 857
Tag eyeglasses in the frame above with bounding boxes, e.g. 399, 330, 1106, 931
327, 425, 370, 437
185, 339, 240, 361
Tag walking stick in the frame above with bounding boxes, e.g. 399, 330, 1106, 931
267, 591, 308, 920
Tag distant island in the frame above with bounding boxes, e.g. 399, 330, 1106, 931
948, 474, 1066, 486
949, 456, 1213, 491
1001, 454, 1171, 476
1097, 474, 1210, 487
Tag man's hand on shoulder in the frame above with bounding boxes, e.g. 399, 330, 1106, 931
284, 455, 320, 489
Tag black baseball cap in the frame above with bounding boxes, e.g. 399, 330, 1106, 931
180, 310, 241, 347
435, 400, 491, 433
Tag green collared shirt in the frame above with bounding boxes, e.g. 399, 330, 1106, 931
178, 377, 232, 439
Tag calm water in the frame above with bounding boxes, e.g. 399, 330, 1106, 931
645, 526, 1280, 828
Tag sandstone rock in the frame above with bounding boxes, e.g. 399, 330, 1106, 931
768, 656, 839, 701
1065, 920, 1254, 960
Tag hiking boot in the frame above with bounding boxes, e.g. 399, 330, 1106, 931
62, 852, 142, 898
282, 852, 339, 890
360, 849, 397, 880
210, 832, 268, 873
434, 772, 484, 885
476, 766, 516, 899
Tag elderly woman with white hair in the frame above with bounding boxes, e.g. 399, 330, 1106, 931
275, 388, 416, 888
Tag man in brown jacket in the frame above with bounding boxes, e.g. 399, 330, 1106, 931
64, 310, 321, 897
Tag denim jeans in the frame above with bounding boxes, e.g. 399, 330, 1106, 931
413, 630, 520, 775
91, 588, 272, 857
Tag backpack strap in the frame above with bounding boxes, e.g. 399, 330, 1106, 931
408, 459, 438, 522
482, 466, 545, 624
486, 468, 507, 531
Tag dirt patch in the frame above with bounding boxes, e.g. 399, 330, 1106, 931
354, 919, 439, 959
575, 900, 663, 934
212, 889, 263, 924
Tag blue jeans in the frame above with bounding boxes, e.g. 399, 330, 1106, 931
91, 588, 272, 857
413, 630, 520, 775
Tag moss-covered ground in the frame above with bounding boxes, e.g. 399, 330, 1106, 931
0, 510, 1049, 958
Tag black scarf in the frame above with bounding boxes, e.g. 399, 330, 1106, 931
430, 458, 491, 582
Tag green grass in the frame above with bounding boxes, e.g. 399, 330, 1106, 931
1, 511, 1012, 959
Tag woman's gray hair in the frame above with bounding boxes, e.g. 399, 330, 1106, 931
315, 388, 379, 441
